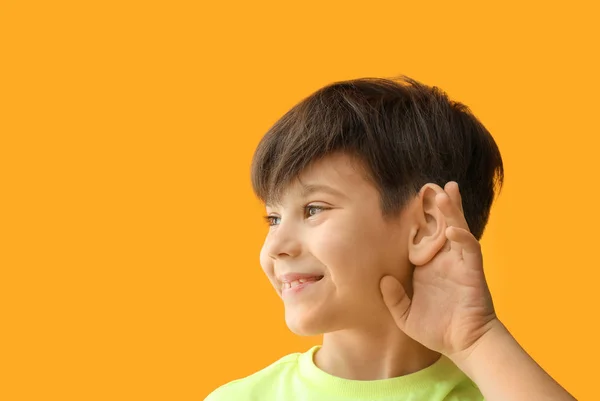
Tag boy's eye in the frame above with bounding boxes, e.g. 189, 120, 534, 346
263, 205, 328, 227
304, 205, 326, 218
264, 215, 281, 226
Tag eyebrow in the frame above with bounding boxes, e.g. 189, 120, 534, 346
300, 184, 346, 199
265, 183, 347, 208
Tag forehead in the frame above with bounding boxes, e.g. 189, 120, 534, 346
299, 153, 367, 184
268, 153, 377, 206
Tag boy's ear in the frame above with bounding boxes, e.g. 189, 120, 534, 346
407, 183, 448, 266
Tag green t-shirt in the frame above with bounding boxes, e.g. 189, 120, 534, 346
205, 346, 483, 400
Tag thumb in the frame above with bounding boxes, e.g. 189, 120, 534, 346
380, 275, 411, 331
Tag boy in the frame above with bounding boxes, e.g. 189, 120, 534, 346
206, 76, 575, 400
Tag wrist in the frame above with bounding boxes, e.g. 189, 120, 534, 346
446, 320, 577, 400
448, 319, 511, 373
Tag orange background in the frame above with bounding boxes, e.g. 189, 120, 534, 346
2, 1, 598, 400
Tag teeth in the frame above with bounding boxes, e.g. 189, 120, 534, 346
282, 277, 322, 291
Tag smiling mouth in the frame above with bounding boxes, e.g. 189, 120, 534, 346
282, 275, 324, 291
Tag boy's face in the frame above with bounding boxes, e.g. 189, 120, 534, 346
260, 153, 413, 335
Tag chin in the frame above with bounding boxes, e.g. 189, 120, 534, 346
284, 310, 330, 336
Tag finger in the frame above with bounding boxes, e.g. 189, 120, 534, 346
436, 192, 469, 232
380, 275, 411, 331
445, 226, 483, 269
444, 181, 463, 214
435, 192, 468, 255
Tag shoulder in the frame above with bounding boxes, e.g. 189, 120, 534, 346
204, 352, 301, 401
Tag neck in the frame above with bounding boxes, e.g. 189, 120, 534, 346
314, 320, 440, 381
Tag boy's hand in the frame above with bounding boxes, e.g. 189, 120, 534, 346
380, 182, 498, 359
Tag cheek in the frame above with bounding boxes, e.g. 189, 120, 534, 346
315, 222, 380, 278
315, 220, 403, 281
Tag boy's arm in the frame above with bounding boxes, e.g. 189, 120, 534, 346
379, 182, 576, 401
450, 319, 576, 401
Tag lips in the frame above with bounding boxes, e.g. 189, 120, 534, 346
282, 276, 322, 290
278, 273, 324, 294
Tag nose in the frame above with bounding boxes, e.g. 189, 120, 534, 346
264, 220, 302, 260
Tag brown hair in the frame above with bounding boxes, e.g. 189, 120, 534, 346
251, 76, 504, 239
